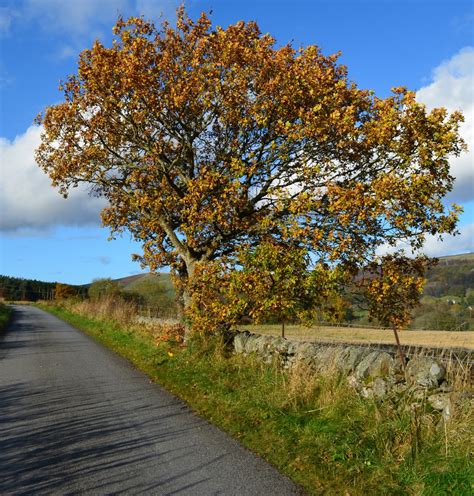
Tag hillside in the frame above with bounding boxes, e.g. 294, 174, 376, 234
436, 252, 474, 263
345, 253, 474, 331
114, 272, 174, 293
110, 272, 177, 318
410, 253, 474, 331
112, 253, 474, 297
423, 253, 474, 299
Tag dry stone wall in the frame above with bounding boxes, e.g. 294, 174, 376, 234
230, 331, 473, 419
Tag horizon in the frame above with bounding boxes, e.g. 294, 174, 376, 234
1, 252, 473, 287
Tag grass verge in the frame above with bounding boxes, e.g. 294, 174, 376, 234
38, 303, 473, 496
0, 302, 13, 332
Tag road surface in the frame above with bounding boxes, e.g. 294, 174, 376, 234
0, 305, 302, 495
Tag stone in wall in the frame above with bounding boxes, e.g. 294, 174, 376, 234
335, 347, 371, 374
233, 331, 252, 354
354, 351, 394, 381
405, 357, 446, 388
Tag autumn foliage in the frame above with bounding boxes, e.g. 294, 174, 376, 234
54, 283, 76, 300
188, 241, 351, 333
36, 8, 465, 332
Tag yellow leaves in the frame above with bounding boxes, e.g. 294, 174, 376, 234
185, 240, 353, 332
35, 6, 466, 337
361, 254, 434, 329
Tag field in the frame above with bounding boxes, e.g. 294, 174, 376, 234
240, 324, 474, 349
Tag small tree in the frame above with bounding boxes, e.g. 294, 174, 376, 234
88, 278, 122, 300
36, 8, 465, 328
359, 254, 436, 366
189, 241, 357, 334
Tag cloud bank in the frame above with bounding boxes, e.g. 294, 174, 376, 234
0, 126, 106, 232
377, 47, 474, 257
414, 47, 474, 256
416, 47, 474, 204
422, 223, 474, 257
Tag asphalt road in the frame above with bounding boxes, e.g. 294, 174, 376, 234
0, 305, 302, 496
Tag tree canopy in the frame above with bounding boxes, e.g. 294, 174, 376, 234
36, 8, 465, 329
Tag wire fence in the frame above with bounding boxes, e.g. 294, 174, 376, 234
304, 320, 472, 332
136, 304, 179, 321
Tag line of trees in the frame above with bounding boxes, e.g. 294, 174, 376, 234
0, 275, 86, 302
0, 275, 57, 301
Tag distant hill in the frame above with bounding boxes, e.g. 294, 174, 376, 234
112, 273, 147, 287
114, 272, 174, 293
2, 252, 472, 321
436, 252, 474, 264
423, 253, 474, 298
108, 253, 474, 302
110, 272, 177, 317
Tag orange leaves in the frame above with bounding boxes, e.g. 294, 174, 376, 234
54, 283, 77, 300
153, 323, 186, 345
35, 7, 466, 335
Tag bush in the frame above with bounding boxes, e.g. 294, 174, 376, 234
88, 278, 122, 300
0, 302, 12, 331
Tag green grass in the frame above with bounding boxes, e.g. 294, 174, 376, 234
0, 302, 12, 332
38, 303, 473, 496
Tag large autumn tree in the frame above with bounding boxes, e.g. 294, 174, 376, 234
36, 8, 464, 320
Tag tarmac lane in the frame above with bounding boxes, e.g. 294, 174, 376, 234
0, 305, 302, 495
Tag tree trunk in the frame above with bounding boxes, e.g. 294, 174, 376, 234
392, 327, 407, 370
175, 257, 197, 340
182, 257, 196, 311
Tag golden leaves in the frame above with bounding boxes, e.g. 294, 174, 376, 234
360, 254, 435, 329
35, 7, 466, 334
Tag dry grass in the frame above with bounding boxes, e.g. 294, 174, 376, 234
279, 359, 347, 410
56, 296, 138, 327
241, 324, 474, 349
51, 297, 186, 345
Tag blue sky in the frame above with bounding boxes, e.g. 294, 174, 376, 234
0, 0, 473, 284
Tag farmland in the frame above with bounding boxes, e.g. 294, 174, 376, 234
240, 324, 474, 349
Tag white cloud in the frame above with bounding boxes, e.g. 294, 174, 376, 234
2, 0, 179, 38
376, 222, 474, 259
24, 0, 129, 35
416, 47, 474, 204
422, 223, 474, 258
0, 126, 106, 232
376, 49, 474, 258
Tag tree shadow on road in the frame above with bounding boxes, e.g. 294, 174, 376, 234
0, 381, 227, 495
